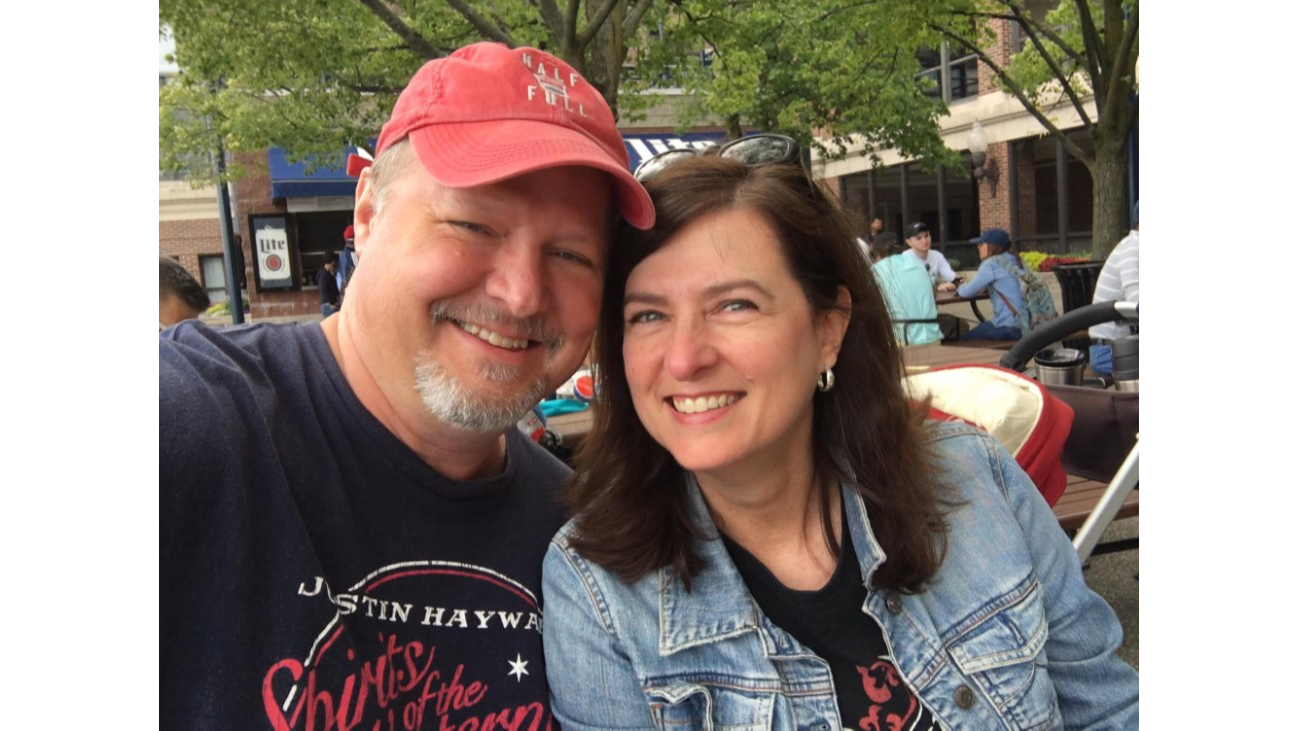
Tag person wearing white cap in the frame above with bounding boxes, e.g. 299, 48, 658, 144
159, 42, 653, 728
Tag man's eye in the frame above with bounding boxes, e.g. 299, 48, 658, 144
550, 249, 596, 268
626, 310, 663, 325
452, 221, 491, 235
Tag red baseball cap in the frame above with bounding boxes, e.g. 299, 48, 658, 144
372, 43, 653, 229
343, 225, 355, 240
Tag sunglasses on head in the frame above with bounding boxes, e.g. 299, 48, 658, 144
633, 134, 802, 182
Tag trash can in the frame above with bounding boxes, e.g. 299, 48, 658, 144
1051, 262, 1105, 352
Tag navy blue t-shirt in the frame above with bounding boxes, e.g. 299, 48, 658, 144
160, 321, 570, 730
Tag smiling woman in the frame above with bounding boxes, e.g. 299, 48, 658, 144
542, 155, 1138, 730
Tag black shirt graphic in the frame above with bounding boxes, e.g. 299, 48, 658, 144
161, 322, 569, 729
723, 505, 941, 731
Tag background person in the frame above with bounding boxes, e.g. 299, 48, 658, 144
159, 256, 210, 330
854, 211, 887, 258
957, 227, 1025, 340
337, 224, 358, 301
315, 256, 340, 316
542, 155, 1138, 729
1089, 201, 1139, 374
904, 221, 959, 291
870, 231, 941, 345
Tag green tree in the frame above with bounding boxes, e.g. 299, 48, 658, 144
925, 0, 1139, 258
621, 0, 960, 168
160, 0, 657, 181
161, 0, 965, 184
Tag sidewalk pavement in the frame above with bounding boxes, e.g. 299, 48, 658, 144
1084, 516, 1139, 670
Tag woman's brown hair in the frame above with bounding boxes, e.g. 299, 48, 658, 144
566, 156, 952, 592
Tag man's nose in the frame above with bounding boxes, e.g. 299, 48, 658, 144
665, 318, 718, 381
485, 243, 545, 318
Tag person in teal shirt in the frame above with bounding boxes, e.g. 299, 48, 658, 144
870, 233, 941, 345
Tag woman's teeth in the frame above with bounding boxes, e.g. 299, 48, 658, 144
458, 322, 529, 350
672, 394, 738, 414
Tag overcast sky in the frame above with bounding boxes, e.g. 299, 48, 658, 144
159, 26, 178, 75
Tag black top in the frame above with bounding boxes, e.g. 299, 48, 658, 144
316, 266, 340, 306
723, 502, 940, 731
160, 321, 569, 729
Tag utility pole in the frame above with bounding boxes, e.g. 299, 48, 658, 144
211, 139, 245, 325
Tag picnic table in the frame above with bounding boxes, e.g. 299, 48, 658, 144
935, 289, 989, 322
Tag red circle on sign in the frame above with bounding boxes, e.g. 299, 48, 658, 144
266, 254, 283, 271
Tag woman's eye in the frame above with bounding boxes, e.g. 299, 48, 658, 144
720, 300, 757, 313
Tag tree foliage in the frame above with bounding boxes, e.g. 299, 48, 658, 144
162, 0, 977, 183
621, 0, 960, 168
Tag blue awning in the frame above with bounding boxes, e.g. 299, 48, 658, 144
622, 132, 727, 173
267, 146, 361, 199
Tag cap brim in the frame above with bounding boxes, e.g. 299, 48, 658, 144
407, 121, 655, 230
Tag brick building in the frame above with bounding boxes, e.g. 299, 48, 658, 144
815, 18, 1136, 271
158, 176, 234, 308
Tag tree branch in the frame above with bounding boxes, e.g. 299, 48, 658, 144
624, 0, 659, 43
1073, 0, 1105, 85
354, 0, 446, 59
443, 0, 516, 46
534, 0, 565, 45
576, 0, 622, 47
1001, 2, 1092, 132
562, 0, 581, 52
986, 1, 1085, 65
931, 21, 1091, 164
1102, 1, 1137, 123
817, 0, 874, 23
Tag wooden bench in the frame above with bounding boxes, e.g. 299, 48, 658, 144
943, 338, 1016, 351
1053, 472, 1138, 556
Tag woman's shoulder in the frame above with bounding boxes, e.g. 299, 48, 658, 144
921, 421, 1018, 499
547, 519, 660, 595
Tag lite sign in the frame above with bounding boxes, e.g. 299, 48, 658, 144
253, 216, 294, 290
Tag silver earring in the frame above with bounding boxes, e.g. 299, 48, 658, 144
817, 367, 835, 393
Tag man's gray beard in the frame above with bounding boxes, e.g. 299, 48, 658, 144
414, 351, 548, 433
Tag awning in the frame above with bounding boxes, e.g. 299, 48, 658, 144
622, 132, 727, 173
267, 146, 362, 199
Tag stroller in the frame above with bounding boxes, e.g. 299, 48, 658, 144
906, 301, 1139, 563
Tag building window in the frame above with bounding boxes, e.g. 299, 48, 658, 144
915, 44, 978, 104
200, 255, 228, 304
840, 154, 980, 265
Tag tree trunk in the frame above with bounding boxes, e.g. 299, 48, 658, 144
1089, 136, 1129, 261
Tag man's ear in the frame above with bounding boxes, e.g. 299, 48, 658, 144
818, 286, 853, 370
352, 168, 377, 257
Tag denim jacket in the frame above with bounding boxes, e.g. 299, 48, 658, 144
542, 424, 1138, 730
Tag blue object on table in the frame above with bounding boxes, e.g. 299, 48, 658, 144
539, 398, 590, 418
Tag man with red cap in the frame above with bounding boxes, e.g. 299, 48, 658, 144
335, 224, 357, 301
160, 43, 653, 729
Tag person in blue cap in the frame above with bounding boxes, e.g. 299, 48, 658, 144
956, 227, 1026, 340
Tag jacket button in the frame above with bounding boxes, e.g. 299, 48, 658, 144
885, 592, 903, 615
954, 685, 976, 709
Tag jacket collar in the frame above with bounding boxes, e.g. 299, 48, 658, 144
656, 476, 889, 654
